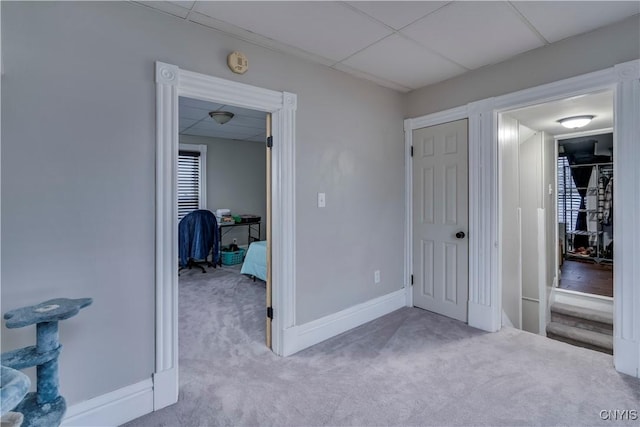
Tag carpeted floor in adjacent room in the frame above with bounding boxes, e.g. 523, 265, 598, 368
124, 266, 639, 426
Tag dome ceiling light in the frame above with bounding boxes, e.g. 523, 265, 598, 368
209, 111, 235, 125
558, 115, 594, 129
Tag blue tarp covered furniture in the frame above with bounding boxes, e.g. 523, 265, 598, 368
240, 241, 267, 282
179, 209, 220, 271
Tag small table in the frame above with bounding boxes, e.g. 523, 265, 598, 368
218, 221, 261, 265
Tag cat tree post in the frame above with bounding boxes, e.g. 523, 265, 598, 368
1, 298, 92, 427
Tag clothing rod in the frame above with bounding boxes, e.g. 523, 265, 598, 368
568, 162, 613, 168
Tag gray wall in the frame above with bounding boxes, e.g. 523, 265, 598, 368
1, 1, 404, 405
180, 135, 267, 245
405, 14, 640, 117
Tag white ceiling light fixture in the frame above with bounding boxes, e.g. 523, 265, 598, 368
558, 115, 594, 129
209, 111, 235, 125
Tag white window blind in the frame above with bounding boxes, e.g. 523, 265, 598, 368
178, 150, 202, 221
557, 156, 581, 232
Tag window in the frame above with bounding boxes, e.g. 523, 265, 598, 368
178, 144, 207, 221
557, 156, 581, 232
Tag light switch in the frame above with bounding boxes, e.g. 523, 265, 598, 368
317, 192, 326, 208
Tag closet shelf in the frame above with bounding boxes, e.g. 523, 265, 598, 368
567, 230, 602, 236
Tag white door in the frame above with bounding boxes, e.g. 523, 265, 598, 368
412, 119, 469, 322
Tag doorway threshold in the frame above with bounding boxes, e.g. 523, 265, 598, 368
552, 287, 612, 313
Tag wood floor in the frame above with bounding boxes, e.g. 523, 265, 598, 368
559, 259, 613, 297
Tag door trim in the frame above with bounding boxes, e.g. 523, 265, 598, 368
154, 62, 297, 409
405, 101, 496, 331
405, 59, 640, 378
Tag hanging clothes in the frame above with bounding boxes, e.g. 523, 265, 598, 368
603, 176, 613, 225
597, 175, 606, 221
586, 166, 599, 245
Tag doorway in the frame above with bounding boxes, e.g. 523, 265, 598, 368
177, 94, 271, 343
154, 62, 297, 410
556, 131, 613, 298
499, 90, 614, 354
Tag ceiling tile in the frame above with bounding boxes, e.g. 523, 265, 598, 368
133, 1, 190, 19
246, 132, 267, 143
225, 115, 265, 131
331, 63, 413, 92
179, 118, 199, 132
167, 1, 194, 9
347, 1, 450, 30
179, 106, 210, 121
190, 118, 258, 133
188, 12, 337, 67
512, 1, 640, 43
221, 105, 267, 120
193, 1, 393, 62
340, 34, 466, 90
179, 97, 224, 111
182, 125, 258, 140
401, 1, 544, 69
179, 97, 266, 139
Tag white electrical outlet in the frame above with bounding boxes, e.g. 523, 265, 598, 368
374, 270, 381, 284
318, 192, 326, 208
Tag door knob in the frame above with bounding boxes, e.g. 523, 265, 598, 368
455, 231, 466, 239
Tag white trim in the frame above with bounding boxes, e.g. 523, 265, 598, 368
613, 60, 640, 377
178, 143, 207, 212
537, 208, 546, 335
282, 289, 407, 356
492, 67, 616, 111
152, 368, 177, 411
517, 208, 523, 328
155, 62, 179, 408
61, 379, 153, 427
407, 105, 467, 130
404, 121, 412, 308
154, 62, 298, 410
554, 127, 613, 141
552, 288, 613, 313
468, 302, 496, 332
405, 59, 640, 377
468, 98, 500, 332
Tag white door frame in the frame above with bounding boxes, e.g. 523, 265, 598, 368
405, 59, 640, 377
153, 62, 298, 409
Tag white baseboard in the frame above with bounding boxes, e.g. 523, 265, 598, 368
153, 368, 178, 411
62, 378, 153, 427
614, 336, 640, 378
282, 288, 406, 356
468, 301, 500, 332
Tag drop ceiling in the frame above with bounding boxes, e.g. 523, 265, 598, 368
179, 97, 267, 142
132, 1, 639, 92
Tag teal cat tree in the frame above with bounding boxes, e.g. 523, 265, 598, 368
1, 298, 92, 427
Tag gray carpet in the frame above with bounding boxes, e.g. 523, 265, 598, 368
125, 266, 639, 426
